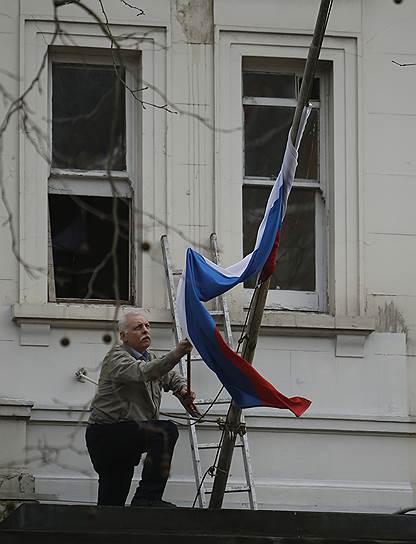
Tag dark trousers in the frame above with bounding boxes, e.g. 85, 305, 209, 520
85, 420, 179, 506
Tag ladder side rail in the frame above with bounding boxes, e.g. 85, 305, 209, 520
160, 235, 207, 508
210, 233, 234, 350
160, 236, 187, 378
160, 235, 183, 345
239, 433, 258, 510
237, 412, 258, 509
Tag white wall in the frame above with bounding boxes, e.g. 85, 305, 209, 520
0, 0, 415, 512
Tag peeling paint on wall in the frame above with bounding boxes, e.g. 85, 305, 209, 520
375, 301, 408, 334
175, 0, 213, 44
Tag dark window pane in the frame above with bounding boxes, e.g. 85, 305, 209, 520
296, 108, 319, 180
49, 194, 130, 301
244, 105, 319, 181
244, 105, 293, 178
243, 187, 315, 291
243, 72, 295, 98
52, 63, 126, 170
298, 77, 320, 100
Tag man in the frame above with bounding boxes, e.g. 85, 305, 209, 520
86, 309, 197, 508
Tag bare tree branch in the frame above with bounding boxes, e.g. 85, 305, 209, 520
392, 60, 416, 67
120, 0, 145, 16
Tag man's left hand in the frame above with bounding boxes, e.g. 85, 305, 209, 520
177, 387, 201, 418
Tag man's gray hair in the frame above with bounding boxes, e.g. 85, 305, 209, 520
118, 309, 146, 332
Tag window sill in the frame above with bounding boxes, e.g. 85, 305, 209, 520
11, 303, 172, 333
234, 311, 375, 358
12, 304, 374, 334
236, 311, 375, 338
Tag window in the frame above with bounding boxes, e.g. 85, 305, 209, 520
15, 20, 166, 327
215, 33, 359, 321
48, 56, 136, 303
242, 58, 328, 311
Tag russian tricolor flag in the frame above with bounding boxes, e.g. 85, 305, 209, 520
177, 107, 312, 417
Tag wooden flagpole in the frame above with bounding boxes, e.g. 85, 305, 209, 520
208, 0, 333, 509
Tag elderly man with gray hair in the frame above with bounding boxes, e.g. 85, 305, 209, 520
86, 309, 196, 508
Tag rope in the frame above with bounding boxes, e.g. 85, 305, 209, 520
160, 386, 225, 427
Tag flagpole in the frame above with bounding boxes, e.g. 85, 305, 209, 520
208, 0, 333, 509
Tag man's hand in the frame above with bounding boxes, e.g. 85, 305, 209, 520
176, 386, 201, 418
175, 338, 193, 357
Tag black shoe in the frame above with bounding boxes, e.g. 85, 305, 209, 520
131, 498, 177, 508
151, 499, 178, 508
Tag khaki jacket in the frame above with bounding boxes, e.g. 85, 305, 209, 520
88, 344, 186, 424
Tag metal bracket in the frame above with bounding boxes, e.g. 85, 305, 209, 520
75, 368, 98, 386
217, 417, 247, 438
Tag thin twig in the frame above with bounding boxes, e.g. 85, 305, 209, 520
392, 60, 416, 67
120, 0, 145, 16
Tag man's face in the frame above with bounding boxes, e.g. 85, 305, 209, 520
120, 314, 151, 352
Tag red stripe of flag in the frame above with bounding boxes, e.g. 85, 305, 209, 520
214, 328, 311, 417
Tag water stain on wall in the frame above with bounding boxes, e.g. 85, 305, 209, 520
175, 0, 213, 44
376, 301, 408, 334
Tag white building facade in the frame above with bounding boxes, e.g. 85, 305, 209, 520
0, 0, 415, 512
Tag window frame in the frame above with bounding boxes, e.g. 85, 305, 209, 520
214, 31, 362, 319
16, 18, 167, 318
47, 51, 137, 304
242, 60, 329, 311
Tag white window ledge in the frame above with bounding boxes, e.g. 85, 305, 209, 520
11, 303, 172, 330
12, 303, 374, 336
235, 311, 375, 358
12, 304, 375, 356
234, 311, 375, 338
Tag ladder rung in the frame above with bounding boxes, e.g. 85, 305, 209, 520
209, 310, 224, 316
197, 442, 244, 450
173, 269, 183, 275
224, 485, 251, 494
198, 442, 221, 450
205, 485, 251, 494
194, 397, 231, 405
